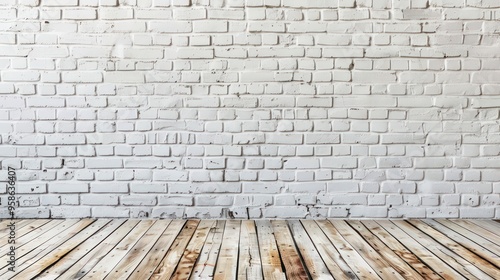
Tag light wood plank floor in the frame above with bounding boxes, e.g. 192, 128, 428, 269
0, 219, 498, 279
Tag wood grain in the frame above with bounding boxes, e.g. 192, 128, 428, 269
287, 220, 334, 280
214, 220, 241, 280
272, 220, 309, 280
348, 220, 425, 280
301, 220, 358, 279
130, 220, 185, 280
255, 220, 286, 280
377, 220, 466, 280
238, 220, 264, 280
104, 220, 172, 279
392, 220, 489, 280
34, 219, 126, 280
172, 220, 215, 280
190, 220, 225, 280
316, 219, 381, 279
55, 219, 140, 279
361, 220, 442, 280
80, 220, 154, 279
150, 220, 200, 280
1, 218, 497, 280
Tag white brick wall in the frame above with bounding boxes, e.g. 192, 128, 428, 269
1, 0, 499, 219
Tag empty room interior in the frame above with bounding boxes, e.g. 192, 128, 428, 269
0, 0, 499, 279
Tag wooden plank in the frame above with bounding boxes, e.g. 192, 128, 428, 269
9, 220, 111, 280
214, 220, 241, 280
467, 220, 500, 236
190, 220, 225, 280
316, 220, 381, 279
237, 220, 263, 280
449, 220, 500, 246
392, 220, 492, 280
361, 221, 442, 280
55, 219, 140, 279
1, 218, 496, 280
0, 220, 67, 256
0, 219, 34, 238
255, 220, 285, 280
32, 219, 126, 280
149, 220, 200, 280
123, 220, 185, 280
348, 220, 427, 280
287, 220, 334, 280
0, 219, 82, 274
377, 220, 466, 279
0, 219, 14, 231
103, 220, 172, 279
271, 220, 309, 280
407, 220, 499, 278
301, 220, 358, 280
434, 220, 500, 256
330, 220, 405, 280
80, 220, 154, 279
0, 219, 55, 253
422, 220, 500, 266
172, 220, 215, 280
0, 219, 94, 276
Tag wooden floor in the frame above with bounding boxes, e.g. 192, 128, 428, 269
0, 219, 498, 279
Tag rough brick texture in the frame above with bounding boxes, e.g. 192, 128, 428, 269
1, 0, 499, 219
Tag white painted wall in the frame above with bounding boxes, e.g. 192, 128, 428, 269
1, 0, 499, 219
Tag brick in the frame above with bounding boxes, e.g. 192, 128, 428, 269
104, 72, 144, 83
327, 182, 359, 193
297, 97, 332, 108
243, 183, 284, 194
193, 21, 228, 33
334, 96, 397, 108
262, 206, 307, 218
121, 195, 157, 206
456, 183, 492, 194
426, 207, 459, 218
248, 47, 305, 58
352, 72, 397, 83
322, 48, 364, 58
195, 195, 233, 206
130, 183, 167, 193
42, 0, 78, 6
49, 182, 89, 193
81, 194, 118, 205
266, 134, 303, 144
124, 159, 163, 169
46, 134, 86, 145
177, 48, 214, 59
284, 158, 319, 169
87, 158, 123, 169
154, 170, 188, 181
460, 208, 495, 218
64, 9, 97, 19
287, 22, 327, 33
415, 158, 453, 169
149, 21, 192, 33
381, 182, 416, 193
306, 134, 340, 144
283, 0, 338, 8
322, 157, 357, 168
158, 195, 193, 206
92, 207, 129, 218
99, 8, 134, 19
51, 207, 90, 218
2, 71, 40, 82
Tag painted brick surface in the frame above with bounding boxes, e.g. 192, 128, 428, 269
1, 0, 499, 219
